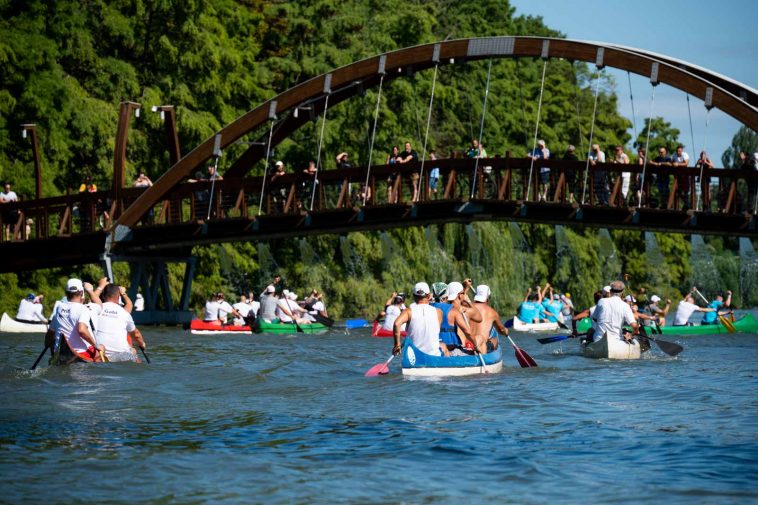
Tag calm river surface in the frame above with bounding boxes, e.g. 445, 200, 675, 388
1, 316, 757, 504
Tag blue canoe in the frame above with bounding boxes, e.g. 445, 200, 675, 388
401, 338, 503, 376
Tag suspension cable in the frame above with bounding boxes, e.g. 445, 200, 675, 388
627, 71, 638, 143
257, 119, 276, 216
362, 74, 385, 206
697, 108, 711, 211
525, 59, 548, 201
637, 85, 658, 208
309, 94, 330, 211
572, 61, 586, 163
686, 94, 696, 158
580, 71, 602, 205
470, 58, 493, 199
418, 64, 439, 202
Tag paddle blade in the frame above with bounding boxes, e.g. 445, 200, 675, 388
507, 336, 538, 367
30, 346, 49, 370
346, 319, 368, 329
537, 335, 571, 344
719, 316, 736, 333
365, 355, 394, 376
652, 338, 684, 357
504, 318, 514, 329
313, 314, 335, 327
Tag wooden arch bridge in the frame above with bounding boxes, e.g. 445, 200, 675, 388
3, 36, 757, 321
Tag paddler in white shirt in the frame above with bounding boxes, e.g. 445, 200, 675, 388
46, 278, 104, 362
95, 283, 146, 362
592, 280, 639, 342
392, 282, 445, 357
16, 293, 47, 324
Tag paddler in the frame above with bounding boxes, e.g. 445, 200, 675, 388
468, 284, 504, 351
701, 290, 732, 325
592, 280, 638, 343
377, 292, 406, 332
442, 280, 487, 355
517, 287, 546, 324
391, 282, 445, 357
15, 293, 47, 324
95, 283, 147, 362
46, 278, 104, 362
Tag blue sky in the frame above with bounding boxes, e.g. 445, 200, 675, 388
509, 0, 757, 163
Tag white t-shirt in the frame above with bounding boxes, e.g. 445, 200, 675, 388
202, 300, 232, 321
86, 303, 102, 333
406, 303, 441, 355
382, 304, 404, 331
0, 190, 18, 202
308, 300, 325, 315
217, 300, 234, 323
16, 299, 46, 322
249, 300, 260, 318
95, 301, 136, 357
232, 301, 253, 325
592, 296, 635, 342
51, 300, 92, 353
276, 298, 297, 323
673, 300, 700, 326
134, 295, 145, 311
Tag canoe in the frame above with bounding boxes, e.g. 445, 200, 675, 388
0, 312, 48, 334
511, 315, 562, 333
253, 320, 328, 335
371, 320, 407, 338
575, 313, 757, 335
581, 335, 642, 360
401, 338, 503, 376
190, 318, 252, 335
50, 333, 142, 365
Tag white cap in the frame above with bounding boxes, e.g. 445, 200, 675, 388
66, 278, 84, 292
447, 282, 464, 299
650, 295, 661, 303
136, 293, 143, 299
474, 284, 490, 302
265, 285, 275, 294
275, 160, 284, 167
602, 285, 611, 293
624, 295, 636, 303
413, 282, 430, 296
287, 291, 297, 301
537, 139, 545, 146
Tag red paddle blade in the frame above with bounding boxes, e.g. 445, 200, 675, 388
365, 355, 394, 376
508, 337, 538, 368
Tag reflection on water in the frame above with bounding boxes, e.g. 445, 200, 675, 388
1, 322, 757, 504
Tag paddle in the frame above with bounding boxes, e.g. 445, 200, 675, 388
638, 326, 683, 357
311, 313, 334, 327
537, 333, 585, 344
139, 346, 151, 364
30, 345, 49, 370
345, 318, 368, 329
693, 288, 736, 333
504, 318, 514, 329
506, 335, 538, 367
283, 297, 305, 333
365, 354, 394, 376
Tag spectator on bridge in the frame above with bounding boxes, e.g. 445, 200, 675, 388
1, 181, 19, 241
467, 139, 487, 159
671, 145, 691, 210
134, 172, 153, 188
694, 150, 715, 210
386, 145, 400, 203
530, 139, 550, 202
299, 160, 318, 210
612, 145, 631, 203
79, 175, 97, 193
207, 164, 223, 181
633, 147, 647, 206
742, 152, 758, 213
270, 161, 287, 213
397, 142, 419, 201
651, 146, 672, 209
429, 150, 440, 197
562, 145, 578, 203
589, 144, 608, 205
336, 152, 353, 201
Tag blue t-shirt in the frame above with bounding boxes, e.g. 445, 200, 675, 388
542, 300, 563, 323
518, 301, 544, 324
702, 300, 723, 324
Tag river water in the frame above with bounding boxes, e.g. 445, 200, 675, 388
1, 316, 757, 504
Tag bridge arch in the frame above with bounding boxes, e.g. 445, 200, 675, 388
116, 36, 758, 230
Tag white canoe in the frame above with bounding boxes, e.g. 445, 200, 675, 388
512, 316, 562, 333
0, 312, 48, 334
582, 335, 641, 360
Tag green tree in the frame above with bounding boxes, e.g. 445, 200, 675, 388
633, 117, 681, 155
722, 125, 758, 168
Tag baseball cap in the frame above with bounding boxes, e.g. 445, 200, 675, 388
650, 295, 661, 303
602, 285, 611, 293
275, 160, 284, 167
66, 279, 84, 292
624, 295, 636, 303
413, 282, 430, 296
447, 282, 464, 299
537, 139, 545, 146
265, 285, 275, 294
567, 144, 575, 152
474, 285, 491, 303
25, 293, 35, 301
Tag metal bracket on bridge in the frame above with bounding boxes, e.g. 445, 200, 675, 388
268, 100, 278, 120
377, 55, 386, 75
323, 74, 332, 95
704, 87, 714, 110
432, 44, 441, 63
541, 40, 550, 60
650, 62, 660, 86
595, 47, 605, 69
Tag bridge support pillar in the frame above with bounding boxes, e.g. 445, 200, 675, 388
107, 254, 196, 325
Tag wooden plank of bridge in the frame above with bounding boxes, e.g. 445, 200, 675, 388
234, 188, 247, 216
667, 178, 678, 210
283, 184, 297, 214
58, 206, 71, 236
610, 174, 622, 207
444, 169, 456, 200
159, 200, 170, 224
723, 180, 737, 213
553, 170, 566, 203
336, 178, 350, 208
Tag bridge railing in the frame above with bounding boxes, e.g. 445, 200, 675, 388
2, 155, 757, 242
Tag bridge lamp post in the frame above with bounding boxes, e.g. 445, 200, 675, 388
20, 124, 42, 200
150, 105, 181, 165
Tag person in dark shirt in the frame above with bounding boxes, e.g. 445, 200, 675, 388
562, 144, 579, 203
651, 147, 672, 209
397, 142, 419, 201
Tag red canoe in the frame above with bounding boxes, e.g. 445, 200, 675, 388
190, 319, 251, 334
372, 320, 407, 338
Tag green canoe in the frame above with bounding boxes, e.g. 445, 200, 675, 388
575, 313, 757, 335
253, 320, 328, 334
